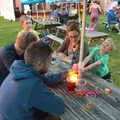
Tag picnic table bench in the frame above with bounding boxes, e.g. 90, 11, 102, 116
85, 31, 108, 44
56, 25, 67, 32
47, 34, 64, 45
32, 17, 61, 30
49, 57, 120, 120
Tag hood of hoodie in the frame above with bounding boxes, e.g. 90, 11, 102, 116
10, 60, 39, 81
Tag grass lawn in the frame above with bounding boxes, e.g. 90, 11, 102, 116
0, 16, 120, 87
0, 17, 21, 46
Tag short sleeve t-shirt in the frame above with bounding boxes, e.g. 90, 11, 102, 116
90, 47, 110, 77
17, 29, 40, 40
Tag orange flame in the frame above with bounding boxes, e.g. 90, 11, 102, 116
67, 70, 79, 83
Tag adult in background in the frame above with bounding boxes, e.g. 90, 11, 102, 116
14, 7, 21, 19
50, 5, 61, 20
56, 20, 89, 65
59, 7, 69, 24
0, 32, 38, 85
68, 4, 78, 20
107, 7, 120, 34
86, 0, 102, 32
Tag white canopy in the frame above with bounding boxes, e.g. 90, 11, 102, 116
0, 0, 15, 21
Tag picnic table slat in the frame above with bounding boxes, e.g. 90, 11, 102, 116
47, 34, 64, 44
87, 82, 120, 111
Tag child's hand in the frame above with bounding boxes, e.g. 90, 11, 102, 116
78, 61, 84, 69
72, 64, 80, 73
80, 68, 85, 73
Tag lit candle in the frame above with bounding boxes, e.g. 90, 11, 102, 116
67, 70, 79, 94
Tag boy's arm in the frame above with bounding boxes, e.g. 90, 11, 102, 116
30, 82, 65, 116
82, 47, 99, 71
81, 54, 92, 68
82, 60, 101, 72
43, 71, 68, 86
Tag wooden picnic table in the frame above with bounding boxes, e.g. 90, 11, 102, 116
56, 25, 67, 32
32, 17, 61, 30
49, 56, 120, 120
47, 34, 64, 45
85, 31, 108, 44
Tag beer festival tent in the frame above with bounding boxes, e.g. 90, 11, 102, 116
21, 0, 44, 4
21, 0, 46, 19
0, 0, 44, 21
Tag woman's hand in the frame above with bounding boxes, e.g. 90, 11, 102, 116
57, 53, 72, 64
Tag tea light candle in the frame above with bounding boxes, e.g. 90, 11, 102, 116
67, 70, 79, 94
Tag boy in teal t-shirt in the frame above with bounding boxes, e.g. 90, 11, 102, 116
81, 38, 115, 80
89, 47, 109, 77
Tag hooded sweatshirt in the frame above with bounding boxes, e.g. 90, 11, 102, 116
0, 60, 65, 120
0, 44, 24, 85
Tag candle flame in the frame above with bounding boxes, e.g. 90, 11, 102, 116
67, 70, 79, 83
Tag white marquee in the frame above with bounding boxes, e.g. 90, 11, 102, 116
0, 0, 15, 21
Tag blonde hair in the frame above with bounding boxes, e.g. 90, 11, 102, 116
101, 38, 115, 50
15, 32, 38, 51
19, 15, 31, 24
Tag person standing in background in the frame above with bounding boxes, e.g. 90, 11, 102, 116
86, 0, 102, 32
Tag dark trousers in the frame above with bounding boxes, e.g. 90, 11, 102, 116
102, 72, 111, 80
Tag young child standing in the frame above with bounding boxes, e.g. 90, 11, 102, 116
0, 41, 66, 120
17, 15, 39, 40
81, 38, 115, 81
